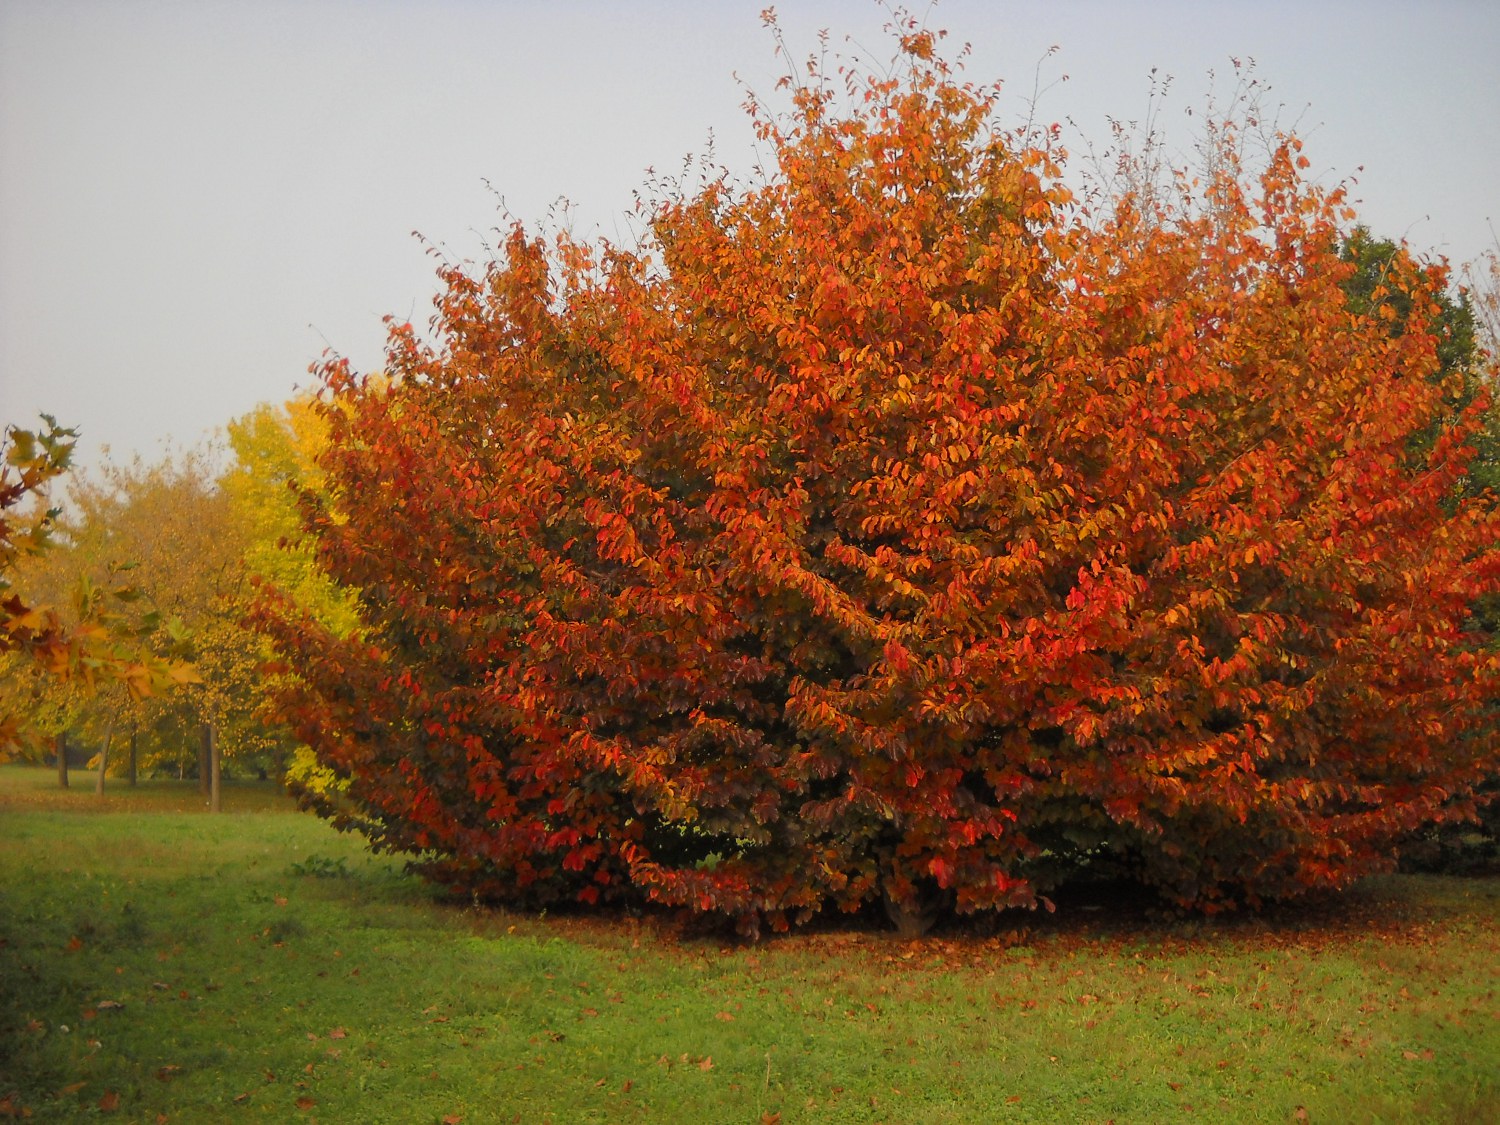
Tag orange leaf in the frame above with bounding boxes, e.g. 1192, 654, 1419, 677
98, 1091, 120, 1112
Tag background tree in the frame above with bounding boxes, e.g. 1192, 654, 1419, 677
222, 397, 360, 789
6, 445, 270, 781
263, 19, 1500, 933
1, 419, 193, 754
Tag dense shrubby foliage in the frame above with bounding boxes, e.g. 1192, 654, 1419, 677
263, 25, 1500, 933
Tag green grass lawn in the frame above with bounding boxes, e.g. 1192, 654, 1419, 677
1, 764, 1496, 1123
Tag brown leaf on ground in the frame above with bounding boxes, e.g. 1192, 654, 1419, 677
328, 1027, 347, 1039
98, 1091, 120, 1112
294, 1096, 315, 1110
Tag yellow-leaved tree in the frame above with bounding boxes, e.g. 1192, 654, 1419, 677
222, 396, 360, 793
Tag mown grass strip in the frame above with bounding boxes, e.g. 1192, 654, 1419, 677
1, 766, 1496, 1123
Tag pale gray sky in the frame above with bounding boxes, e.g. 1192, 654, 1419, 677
3, 0, 1497, 469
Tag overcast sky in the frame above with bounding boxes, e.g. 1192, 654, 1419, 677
3, 0, 1497, 471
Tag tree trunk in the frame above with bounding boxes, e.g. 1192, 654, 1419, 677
127, 728, 138, 787
198, 724, 212, 797
95, 719, 115, 796
209, 722, 221, 814
56, 731, 68, 789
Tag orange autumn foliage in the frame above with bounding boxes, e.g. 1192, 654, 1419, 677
261, 20, 1499, 934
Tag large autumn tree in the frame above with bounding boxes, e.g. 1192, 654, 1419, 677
264, 21, 1499, 934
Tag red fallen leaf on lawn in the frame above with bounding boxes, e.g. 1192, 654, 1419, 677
155, 1066, 182, 1082
66, 937, 83, 952
714, 1011, 735, 1021
1006, 1096, 1022, 1104
1294, 1109, 1309, 1121
274, 896, 288, 907
622, 1080, 633, 1093
59, 1083, 85, 1096
98, 1091, 120, 1112
295, 1096, 315, 1110
233, 1093, 250, 1104
328, 1027, 347, 1039
442, 1116, 464, 1124
1402, 1050, 1419, 1060
698, 1057, 714, 1071
761, 1114, 782, 1125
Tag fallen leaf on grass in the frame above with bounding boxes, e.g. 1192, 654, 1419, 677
59, 1083, 85, 1096
442, 1116, 463, 1124
714, 1011, 735, 1022
294, 1096, 315, 1111
155, 1066, 182, 1082
698, 1057, 714, 1072
328, 1027, 347, 1040
233, 1093, 250, 1104
761, 1114, 781, 1125
98, 1091, 120, 1112
65, 937, 83, 952
96, 1000, 124, 1011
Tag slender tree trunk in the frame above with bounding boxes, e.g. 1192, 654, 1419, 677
56, 731, 68, 789
198, 724, 212, 797
127, 728, 138, 787
209, 722, 221, 814
95, 719, 115, 796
